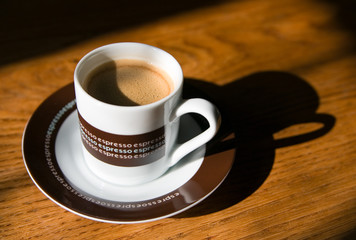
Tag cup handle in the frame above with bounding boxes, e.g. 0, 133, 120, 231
168, 98, 221, 167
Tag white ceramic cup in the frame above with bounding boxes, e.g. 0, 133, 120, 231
74, 42, 221, 186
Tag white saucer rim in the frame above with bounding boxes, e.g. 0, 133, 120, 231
23, 155, 230, 224
55, 111, 206, 203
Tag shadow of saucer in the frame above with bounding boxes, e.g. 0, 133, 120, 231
175, 71, 336, 217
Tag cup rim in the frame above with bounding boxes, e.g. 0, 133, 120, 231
74, 42, 184, 110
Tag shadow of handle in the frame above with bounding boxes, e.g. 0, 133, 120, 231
274, 113, 336, 148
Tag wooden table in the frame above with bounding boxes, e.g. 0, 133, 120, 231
1, 0, 356, 239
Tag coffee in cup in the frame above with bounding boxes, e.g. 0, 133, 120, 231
83, 59, 174, 106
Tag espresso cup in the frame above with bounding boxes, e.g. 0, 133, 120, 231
74, 42, 221, 186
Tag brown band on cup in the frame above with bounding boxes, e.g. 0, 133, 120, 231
78, 112, 165, 167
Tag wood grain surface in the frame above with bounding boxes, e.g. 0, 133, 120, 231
1, 0, 356, 239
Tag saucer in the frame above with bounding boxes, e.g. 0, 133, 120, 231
22, 83, 235, 224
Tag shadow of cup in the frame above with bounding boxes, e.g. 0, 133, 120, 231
175, 71, 335, 217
